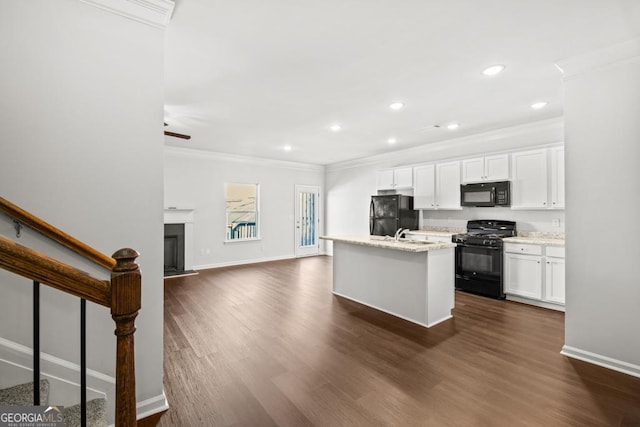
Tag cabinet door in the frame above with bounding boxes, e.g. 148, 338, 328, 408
394, 167, 413, 189
435, 161, 461, 209
461, 157, 484, 183
504, 253, 542, 299
484, 154, 509, 181
544, 257, 565, 304
413, 164, 436, 209
511, 149, 548, 209
549, 146, 565, 209
376, 169, 395, 190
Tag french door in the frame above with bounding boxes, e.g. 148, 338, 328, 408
295, 185, 320, 257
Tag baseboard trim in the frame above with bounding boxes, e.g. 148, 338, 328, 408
194, 254, 295, 270
136, 391, 169, 419
0, 337, 114, 393
561, 345, 640, 378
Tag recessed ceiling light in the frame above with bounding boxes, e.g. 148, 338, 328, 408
447, 123, 460, 130
330, 124, 342, 132
530, 101, 548, 110
389, 102, 404, 111
482, 64, 506, 76
283, 145, 292, 152
387, 138, 397, 144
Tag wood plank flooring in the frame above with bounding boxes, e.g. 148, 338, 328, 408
160, 256, 640, 426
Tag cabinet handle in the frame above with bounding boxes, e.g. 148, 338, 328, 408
552, 202, 556, 205
537, 261, 541, 264
546, 261, 550, 264
543, 202, 547, 205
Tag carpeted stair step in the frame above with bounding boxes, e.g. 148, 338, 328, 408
62, 398, 107, 427
0, 379, 49, 406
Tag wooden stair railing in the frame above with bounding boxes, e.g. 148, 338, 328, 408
0, 197, 116, 270
0, 197, 140, 427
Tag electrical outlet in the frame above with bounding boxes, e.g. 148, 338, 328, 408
206, 248, 211, 255
552, 218, 560, 227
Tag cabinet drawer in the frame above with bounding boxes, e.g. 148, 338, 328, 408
504, 243, 542, 256
546, 246, 565, 258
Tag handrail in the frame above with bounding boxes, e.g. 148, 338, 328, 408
0, 236, 110, 306
0, 197, 116, 270
0, 198, 141, 426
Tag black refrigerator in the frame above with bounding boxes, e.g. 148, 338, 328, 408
369, 195, 419, 236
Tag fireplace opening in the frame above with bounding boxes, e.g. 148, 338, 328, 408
164, 223, 185, 276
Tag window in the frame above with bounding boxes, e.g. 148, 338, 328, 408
225, 183, 259, 241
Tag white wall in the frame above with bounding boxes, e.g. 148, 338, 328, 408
561, 39, 640, 375
164, 147, 325, 268
0, 0, 167, 416
325, 118, 566, 250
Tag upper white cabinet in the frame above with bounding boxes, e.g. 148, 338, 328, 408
511, 149, 549, 209
376, 167, 413, 190
549, 146, 565, 209
414, 161, 461, 210
511, 147, 565, 210
461, 154, 509, 183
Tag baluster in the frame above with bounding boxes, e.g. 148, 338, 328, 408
81, 299, 87, 427
33, 281, 40, 406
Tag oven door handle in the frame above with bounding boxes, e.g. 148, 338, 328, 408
456, 244, 502, 250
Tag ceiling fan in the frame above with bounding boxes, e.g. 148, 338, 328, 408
164, 122, 191, 140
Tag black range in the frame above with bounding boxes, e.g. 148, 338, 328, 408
451, 220, 516, 299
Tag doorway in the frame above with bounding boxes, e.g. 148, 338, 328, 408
295, 185, 320, 257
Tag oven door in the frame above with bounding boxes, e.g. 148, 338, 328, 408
460, 184, 496, 207
455, 244, 502, 280
455, 243, 504, 298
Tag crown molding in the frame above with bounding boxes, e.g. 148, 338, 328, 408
79, 0, 175, 29
556, 37, 640, 80
326, 117, 564, 172
164, 146, 326, 173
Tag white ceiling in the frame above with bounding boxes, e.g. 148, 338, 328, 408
163, 1, 640, 165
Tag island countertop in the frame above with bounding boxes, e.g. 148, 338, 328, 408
320, 235, 456, 252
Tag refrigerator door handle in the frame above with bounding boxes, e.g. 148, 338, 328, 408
369, 199, 374, 218
369, 218, 374, 235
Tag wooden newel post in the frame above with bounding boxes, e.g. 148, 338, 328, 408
111, 248, 141, 427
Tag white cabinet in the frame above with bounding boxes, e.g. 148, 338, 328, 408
549, 146, 565, 209
413, 164, 436, 208
545, 256, 566, 304
504, 243, 565, 309
413, 161, 461, 210
511, 149, 548, 209
504, 251, 543, 299
511, 147, 565, 210
376, 167, 413, 190
461, 154, 509, 183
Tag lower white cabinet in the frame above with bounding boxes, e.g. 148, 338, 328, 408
504, 253, 543, 299
504, 243, 565, 309
544, 256, 566, 304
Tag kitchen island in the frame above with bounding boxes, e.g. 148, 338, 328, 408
320, 235, 456, 328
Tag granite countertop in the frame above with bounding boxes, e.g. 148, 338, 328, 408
503, 232, 565, 247
319, 235, 456, 252
404, 227, 464, 237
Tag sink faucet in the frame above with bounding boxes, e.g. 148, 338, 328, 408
394, 228, 409, 241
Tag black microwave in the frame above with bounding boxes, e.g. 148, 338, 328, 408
460, 181, 510, 207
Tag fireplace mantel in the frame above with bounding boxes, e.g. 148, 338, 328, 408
164, 208, 194, 224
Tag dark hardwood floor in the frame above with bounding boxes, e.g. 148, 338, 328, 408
159, 256, 640, 426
